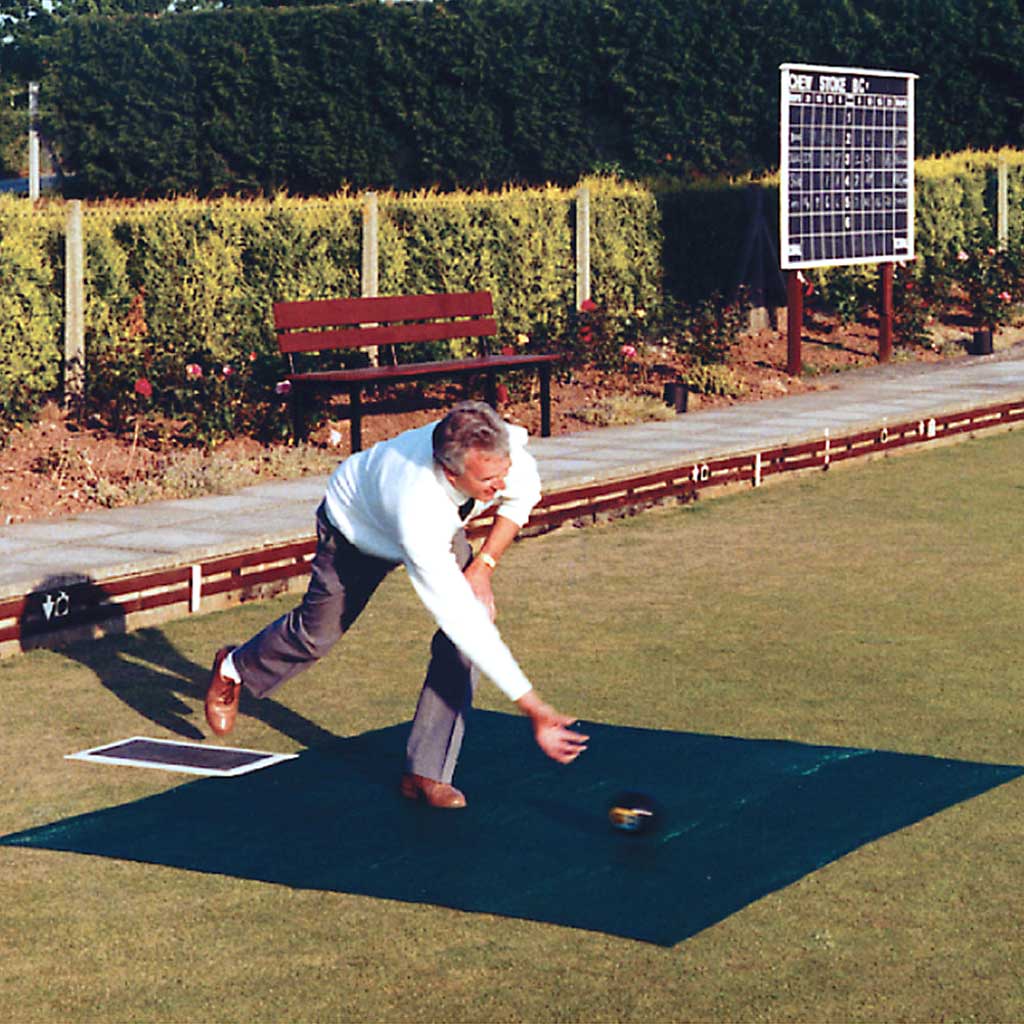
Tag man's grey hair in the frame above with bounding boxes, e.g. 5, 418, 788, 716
433, 401, 510, 474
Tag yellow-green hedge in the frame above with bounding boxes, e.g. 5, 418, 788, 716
915, 148, 1024, 268
1, 180, 661, 432
0, 197, 62, 422
3, 156, 1023, 431
377, 179, 660, 351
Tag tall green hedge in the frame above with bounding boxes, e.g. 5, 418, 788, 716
32, 0, 1024, 199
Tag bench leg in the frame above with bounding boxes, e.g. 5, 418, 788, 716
484, 370, 498, 409
289, 393, 306, 444
539, 364, 552, 437
349, 386, 363, 453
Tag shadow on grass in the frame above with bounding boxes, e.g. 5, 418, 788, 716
3, 711, 1020, 946
80, 626, 337, 749
20, 575, 336, 749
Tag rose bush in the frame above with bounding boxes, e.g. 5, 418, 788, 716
953, 243, 1020, 331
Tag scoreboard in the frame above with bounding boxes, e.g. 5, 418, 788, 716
780, 63, 916, 270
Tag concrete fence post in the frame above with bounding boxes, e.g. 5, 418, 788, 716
361, 191, 380, 366
576, 185, 591, 310
361, 191, 379, 297
997, 155, 1009, 250
64, 201, 85, 406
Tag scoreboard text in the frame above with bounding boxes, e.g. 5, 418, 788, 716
780, 64, 916, 269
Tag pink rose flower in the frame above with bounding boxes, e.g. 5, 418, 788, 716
133, 377, 152, 398
186, 363, 203, 379
275, 380, 292, 396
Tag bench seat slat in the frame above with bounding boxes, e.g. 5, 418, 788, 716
288, 352, 561, 385
274, 291, 494, 331
278, 317, 497, 354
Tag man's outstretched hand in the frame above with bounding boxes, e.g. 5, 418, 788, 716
516, 690, 589, 764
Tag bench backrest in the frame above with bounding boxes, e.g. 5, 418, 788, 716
274, 291, 497, 356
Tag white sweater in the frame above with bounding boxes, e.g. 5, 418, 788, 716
322, 421, 541, 701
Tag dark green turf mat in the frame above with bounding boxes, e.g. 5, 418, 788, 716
4, 711, 1021, 946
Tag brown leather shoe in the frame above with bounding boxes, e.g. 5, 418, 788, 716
205, 646, 241, 737
400, 772, 467, 809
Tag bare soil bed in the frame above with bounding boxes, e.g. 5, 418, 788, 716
0, 312, 985, 526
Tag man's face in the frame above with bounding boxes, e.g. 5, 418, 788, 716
446, 447, 511, 503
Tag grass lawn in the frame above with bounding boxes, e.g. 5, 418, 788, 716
2, 429, 1023, 1022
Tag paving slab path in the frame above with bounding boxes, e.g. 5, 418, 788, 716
3, 345, 1023, 602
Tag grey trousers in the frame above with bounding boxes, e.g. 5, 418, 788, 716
233, 502, 479, 784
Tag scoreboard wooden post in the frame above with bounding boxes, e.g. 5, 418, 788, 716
780, 63, 916, 373
786, 270, 803, 376
879, 261, 894, 363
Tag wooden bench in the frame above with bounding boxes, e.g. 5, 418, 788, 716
274, 291, 561, 451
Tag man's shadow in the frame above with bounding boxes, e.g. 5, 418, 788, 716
20, 575, 337, 749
